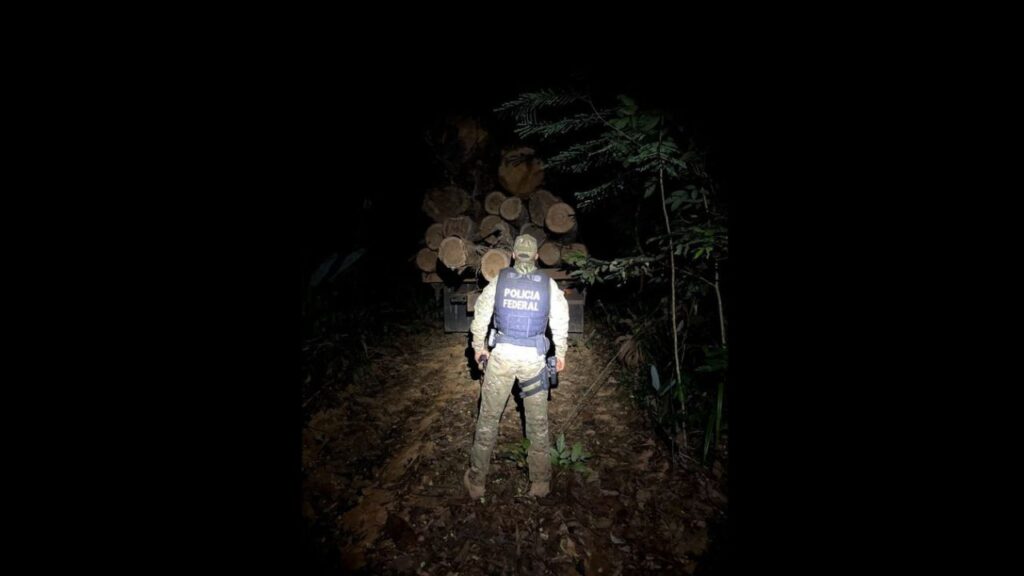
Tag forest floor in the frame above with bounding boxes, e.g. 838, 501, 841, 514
302, 314, 728, 575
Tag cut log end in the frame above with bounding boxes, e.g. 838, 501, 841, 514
479, 215, 513, 246
538, 241, 563, 267
480, 249, 510, 282
416, 248, 438, 272
519, 223, 548, 246
443, 215, 477, 240
499, 147, 545, 198
499, 196, 523, 221
425, 223, 444, 250
528, 189, 559, 226
438, 236, 469, 269
438, 236, 483, 272
484, 191, 508, 215
545, 202, 576, 234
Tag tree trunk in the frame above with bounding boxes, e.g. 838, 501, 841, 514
422, 186, 470, 222
415, 248, 438, 272
443, 215, 477, 240
480, 248, 510, 282
498, 147, 545, 197
528, 189, 559, 226
425, 223, 444, 250
538, 241, 563, 267
484, 191, 508, 215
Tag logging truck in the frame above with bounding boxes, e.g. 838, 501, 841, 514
416, 148, 586, 333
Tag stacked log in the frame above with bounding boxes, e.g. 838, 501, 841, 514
416, 148, 588, 282
538, 241, 563, 267
443, 215, 477, 240
545, 202, 576, 234
499, 196, 528, 227
422, 186, 470, 222
416, 248, 438, 272
519, 223, 548, 246
498, 147, 545, 198
528, 189, 559, 226
438, 236, 482, 270
480, 248, 510, 282
479, 215, 513, 246
424, 223, 444, 250
484, 191, 507, 215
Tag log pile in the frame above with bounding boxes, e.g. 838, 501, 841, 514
415, 140, 586, 283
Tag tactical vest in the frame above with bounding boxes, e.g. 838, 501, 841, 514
493, 268, 550, 339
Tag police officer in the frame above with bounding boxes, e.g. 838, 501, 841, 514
464, 234, 569, 498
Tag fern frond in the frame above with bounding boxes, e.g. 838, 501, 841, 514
547, 138, 617, 173
574, 180, 624, 210
494, 89, 584, 120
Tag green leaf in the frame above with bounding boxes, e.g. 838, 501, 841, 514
650, 364, 661, 392
557, 433, 565, 453
571, 442, 583, 461
616, 95, 638, 116
572, 462, 588, 473
494, 90, 583, 115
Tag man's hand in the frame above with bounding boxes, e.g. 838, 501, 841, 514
476, 351, 489, 369
556, 358, 565, 372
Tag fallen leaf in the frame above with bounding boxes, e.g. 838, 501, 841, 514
560, 536, 579, 558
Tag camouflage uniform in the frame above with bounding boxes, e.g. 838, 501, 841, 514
465, 235, 570, 497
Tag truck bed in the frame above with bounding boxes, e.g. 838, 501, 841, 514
441, 281, 585, 333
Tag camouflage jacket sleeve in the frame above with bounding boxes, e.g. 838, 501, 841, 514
549, 278, 570, 360
470, 281, 497, 354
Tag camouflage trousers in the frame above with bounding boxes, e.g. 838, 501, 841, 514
468, 343, 550, 486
